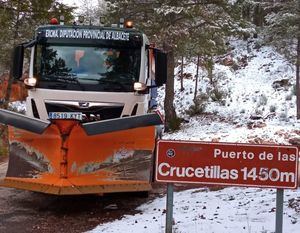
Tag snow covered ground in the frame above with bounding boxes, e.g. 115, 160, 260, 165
159, 38, 300, 144
89, 38, 300, 233
90, 187, 300, 233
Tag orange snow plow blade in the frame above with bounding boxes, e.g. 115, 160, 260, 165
0, 111, 162, 195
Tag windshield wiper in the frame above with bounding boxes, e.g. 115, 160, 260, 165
100, 78, 133, 90
43, 74, 85, 91
77, 78, 131, 91
48, 83, 68, 89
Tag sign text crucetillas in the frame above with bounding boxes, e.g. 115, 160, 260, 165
156, 141, 299, 189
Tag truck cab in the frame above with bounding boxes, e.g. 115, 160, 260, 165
13, 23, 167, 122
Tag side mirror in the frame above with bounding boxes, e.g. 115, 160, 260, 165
154, 49, 168, 86
11, 45, 24, 80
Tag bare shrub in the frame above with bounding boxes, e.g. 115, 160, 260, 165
269, 105, 276, 113
210, 86, 227, 102
285, 94, 292, 101
186, 94, 209, 117
257, 94, 268, 106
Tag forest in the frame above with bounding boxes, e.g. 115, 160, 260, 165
0, 0, 299, 130
0, 1, 299, 232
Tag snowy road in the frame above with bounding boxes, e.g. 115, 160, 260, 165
0, 159, 158, 233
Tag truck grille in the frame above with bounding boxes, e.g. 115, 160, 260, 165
45, 100, 124, 122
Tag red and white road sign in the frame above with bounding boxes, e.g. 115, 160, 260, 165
155, 140, 299, 189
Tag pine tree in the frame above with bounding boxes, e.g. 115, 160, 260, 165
263, 0, 300, 118
104, 0, 246, 130
0, 0, 74, 105
0, 0, 74, 73
78, 0, 106, 25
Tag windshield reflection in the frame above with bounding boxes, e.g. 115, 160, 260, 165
39, 45, 141, 92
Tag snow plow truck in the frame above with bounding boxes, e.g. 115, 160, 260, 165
0, 18, 167, 195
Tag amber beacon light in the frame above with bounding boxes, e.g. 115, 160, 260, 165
125, 20, 133, 28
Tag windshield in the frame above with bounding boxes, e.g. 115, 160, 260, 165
36, 45, 141, 92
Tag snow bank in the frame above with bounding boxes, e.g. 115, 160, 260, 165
89, 187, 300, 233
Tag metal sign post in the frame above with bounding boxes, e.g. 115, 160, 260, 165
275, 189, 284, 233
166, 183, 174, 233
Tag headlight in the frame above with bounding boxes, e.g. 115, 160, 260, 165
24, 77, 37, 87
134, 82, 147, 91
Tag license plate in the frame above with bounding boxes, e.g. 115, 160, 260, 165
48, 112, 83, 120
